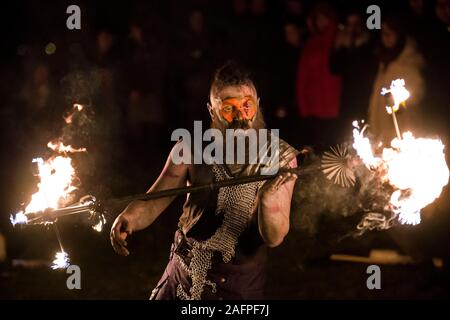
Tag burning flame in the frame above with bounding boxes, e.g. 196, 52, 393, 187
353, 79, 449, 225
64, 104, 84, 124
381, 79, 410, 114
383, 132, 449, 224
51, 251, 70, 269
11, 155, 79, 224
352, 121, 381, 168
22, 156, 77, 215
47, 141, 87, 153
11, 105, 87, 225
353, 126, 449, 225
10, 211, 28, 226
11, 103, 91, 270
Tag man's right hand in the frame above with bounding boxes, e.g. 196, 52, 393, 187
110, 212, 133, 256
109, 142, 190, 256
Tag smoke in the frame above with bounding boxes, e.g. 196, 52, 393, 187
59, 71, 100, 146
38, 71, 102, 206
291, 145, 395, 240
59, 69, 123, 201
61, 70, 101, 107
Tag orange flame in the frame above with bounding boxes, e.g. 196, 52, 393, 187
353, 126, 449, 225
381, 79, 410, 114
47, 141, 87, 153
64, 104, 84, 124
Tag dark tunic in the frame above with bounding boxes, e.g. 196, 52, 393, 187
150, 139, 298, 300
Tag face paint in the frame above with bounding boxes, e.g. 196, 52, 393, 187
218, 96, 258, 124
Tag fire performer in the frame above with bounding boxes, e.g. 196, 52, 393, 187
110, 62, 299, 300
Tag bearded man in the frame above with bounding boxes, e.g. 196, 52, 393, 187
110, 62, 299, 300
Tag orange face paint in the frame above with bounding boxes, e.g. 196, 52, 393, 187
218, 96, 257, 123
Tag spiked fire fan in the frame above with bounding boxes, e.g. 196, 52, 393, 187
321, 144, 356, 188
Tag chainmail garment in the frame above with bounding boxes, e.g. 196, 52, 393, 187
176, 164, 264, 300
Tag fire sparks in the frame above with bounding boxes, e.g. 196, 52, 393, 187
64, 103, 84, 124
10, 211, 28, 226
383, 132, 449, 224
11, 104, 88, 225
381, 78, 410, 139
353, 126, 449, 225
352, 121, 381, 168
10, 153, 82, 225
11, 152, 80, 269
47, 141, 87, 153
51, 251, 70, 269
381, 78, 410, 114
10, 102, 103, 270
352, 79, 449, 226
22, 156, 77, 215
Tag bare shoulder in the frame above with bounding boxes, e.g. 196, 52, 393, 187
161, 140, 194, 181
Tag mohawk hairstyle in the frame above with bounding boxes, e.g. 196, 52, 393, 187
210, 61, 256, 97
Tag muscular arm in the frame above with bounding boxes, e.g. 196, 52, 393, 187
257, 157, 297, 248
110, 143, 190, 255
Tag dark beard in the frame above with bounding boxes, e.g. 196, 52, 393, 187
210, 108, 267, 175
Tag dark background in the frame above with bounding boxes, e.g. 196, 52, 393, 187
0, 0, 449, 299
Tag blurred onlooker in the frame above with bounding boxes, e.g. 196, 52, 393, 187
272, 20, 305, 138
368, 16, 425, 144
228, 0, 252, 64
246, 0, 279, 112
279, 20, 305, 112
94, 30, 116, 67
296, 2, 341, 146
436, 0, 450, 29
172, 9, 215, 127
20, 63, 52, 111
233, 0, 248, 16
179, 9, 212, 62
89, 29, 124, 185
283, 0, 305, 21
330, 10, 377, 138
92, 30, 118, 107
423, 0, 450, 139
406, 0, 439, 56
123, 21, 167, 146
250, 0, 267, 16
403, 0, 450, 141
18, 62, 61, 143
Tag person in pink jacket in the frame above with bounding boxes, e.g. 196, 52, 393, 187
297, 3, 342, 120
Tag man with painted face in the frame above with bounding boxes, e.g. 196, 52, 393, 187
110, 62, 299, 300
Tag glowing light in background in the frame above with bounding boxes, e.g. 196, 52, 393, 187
45, 42, 57, 55
51, 251, 70, 269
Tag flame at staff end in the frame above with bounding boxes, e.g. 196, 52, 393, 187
352, 121, 381, 168
22, 156, 77, 215
64, 103, 84, 124
381, 78, 410, 114
10, 211, 28, 226
11, 102, 90, 270
352, 125, 449, 226
47, 141, 87, 153
352, 78, 449, 229
51, 251, 70, 269
383, 132, 449, 225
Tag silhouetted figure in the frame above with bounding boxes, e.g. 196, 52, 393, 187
368, 16, 425, 144
330, 10, 377, 141
296, 3, 341, 147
